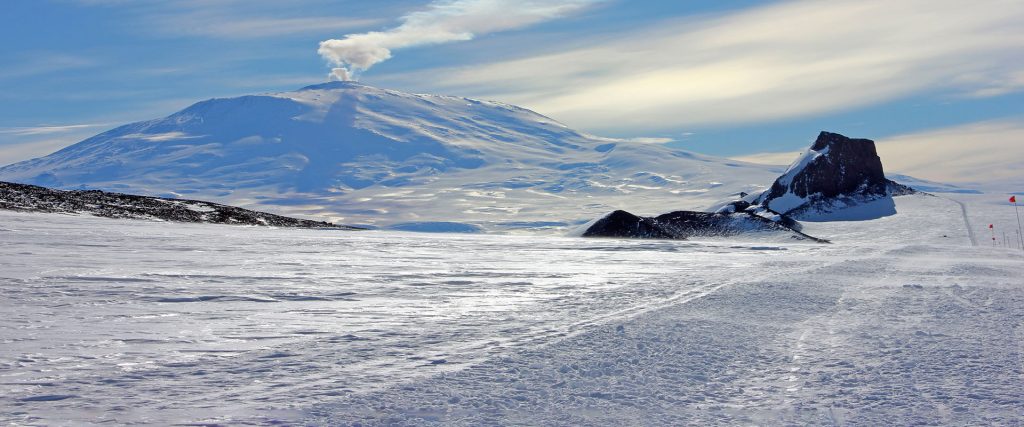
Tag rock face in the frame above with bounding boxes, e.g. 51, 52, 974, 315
755, 131, 910, 221
0, 181, 362, 229
579, 130, 915, 241
581, 210, 675, 239
581, 209, 828, 242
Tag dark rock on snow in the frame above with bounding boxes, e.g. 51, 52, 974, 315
756, 131, 914, 220
581, 210, 675, 239
0, 181, 362, 229
581, 131, 916, 241
582, 209, 828, 243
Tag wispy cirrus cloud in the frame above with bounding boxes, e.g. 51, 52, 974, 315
376, 0, 1024, 133
161, 15, 383, 39
0, 54, 99, 81
875, 119, 1024, 188
0, 124, 108, 137
0, 138, 84, 166
69, 0, 387, 39
734, 118, 1024, 190
0, 123, 111, 165
730, 151, 803, 166
318, 0, 602, 81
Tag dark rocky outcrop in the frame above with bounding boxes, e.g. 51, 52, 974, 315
756, 131, 913, 220
579, 131, 916, 241
581, 209, 828, 242
762, 132, 887, 206
0, 181, 362, 229
581, 210, 675, 239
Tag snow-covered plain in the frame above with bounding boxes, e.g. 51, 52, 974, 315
1, 194, 1022, 425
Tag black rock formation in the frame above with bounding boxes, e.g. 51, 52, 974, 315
578, 130, 918, 241
0, 181, 362, 229
581, 210, 675, 239
581, 209, 828, 242
756, 131, 913, 220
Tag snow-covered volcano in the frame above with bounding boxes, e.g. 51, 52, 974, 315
0, 82, 781, 230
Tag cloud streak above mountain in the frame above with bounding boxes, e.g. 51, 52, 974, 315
876, 119, 1024, 188
377, 0, 1024, 132
318, 0, 598, 81
734, 117, 1024, 189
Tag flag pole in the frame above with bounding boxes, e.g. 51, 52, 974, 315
1013, 195, 1024, 252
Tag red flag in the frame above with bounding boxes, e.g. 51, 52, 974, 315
1012, 195, 1017, 203
989, 224, 994, 229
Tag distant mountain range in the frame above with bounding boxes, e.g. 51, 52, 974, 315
0, 82, 784, 232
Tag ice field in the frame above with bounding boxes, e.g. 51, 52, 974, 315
1, 193, 1022, 425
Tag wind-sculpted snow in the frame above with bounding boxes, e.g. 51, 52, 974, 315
0, 82, 781, 230
0, 210, 808, 424
2, 194, 1022, 425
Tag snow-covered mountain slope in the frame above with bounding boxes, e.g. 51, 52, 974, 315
0, 82, 781, 231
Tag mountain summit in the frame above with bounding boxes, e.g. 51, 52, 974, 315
0, 81, 570, 192
0, 83, 779, 229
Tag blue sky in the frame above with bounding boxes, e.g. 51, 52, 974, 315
2, 0, 1022, 185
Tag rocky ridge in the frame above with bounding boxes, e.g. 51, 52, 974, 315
0, 181, 361, 229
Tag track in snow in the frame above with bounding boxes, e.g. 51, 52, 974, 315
309, 243, 1024, 426
947, 196, 979, 246
4, 194, 1021, 425
0, 210, 804, 425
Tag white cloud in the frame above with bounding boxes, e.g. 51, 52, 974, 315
0, 123, 115, 165
168, 16, 382, 39
731, 151, 803, 166
0, 124, 108, 137
0, 138, 82, 166
69, 0, 384, 38
318, 0, 600, 80
732, 119, 1024, 190
876, 119, 1024, 189
377, 0, 1024, 133
0, 54, 99, 80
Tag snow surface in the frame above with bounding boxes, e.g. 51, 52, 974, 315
0, 82, 782, 231
2, 193, 1022, 425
